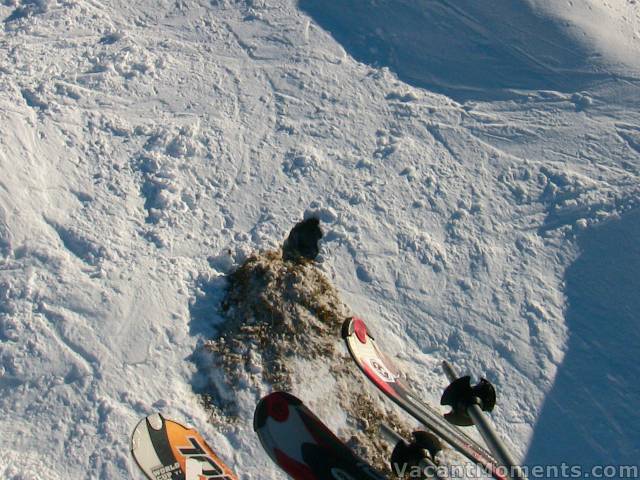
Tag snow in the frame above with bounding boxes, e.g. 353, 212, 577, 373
531, 0, 640, 73
0, 0, 639, 478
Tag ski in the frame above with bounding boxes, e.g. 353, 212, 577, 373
342, 317, 507, 480
131, 413, 237, 480
254, 391, 387, 480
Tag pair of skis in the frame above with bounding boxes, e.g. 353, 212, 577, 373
132, 392, 385, 480
132, 316, 516, 480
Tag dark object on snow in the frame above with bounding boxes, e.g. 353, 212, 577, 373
389, 430, 442, 478
283, 218, 322, 261
441, 361, 527, 480
440, 375, 496, 427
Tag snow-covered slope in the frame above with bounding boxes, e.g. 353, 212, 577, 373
0, 0, 639, 478
299, 0, 640, 100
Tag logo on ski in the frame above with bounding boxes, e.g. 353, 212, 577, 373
365, 356, 396, 383
152, 462, 180, 480
178, 437, 231, 479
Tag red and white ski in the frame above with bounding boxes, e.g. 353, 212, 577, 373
254, 391, 387, 480
342, 317, 507, 480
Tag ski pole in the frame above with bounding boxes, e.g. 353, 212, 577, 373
441, 361, 528, 480
380, 423, 444, 480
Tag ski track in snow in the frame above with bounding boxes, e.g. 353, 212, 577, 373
0, 0, 639, 478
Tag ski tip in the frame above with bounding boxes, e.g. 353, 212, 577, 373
131, 412, 238, 480
131, 412, 162, 452
145, 412, 164, 431
352, 317, 368, 344
340, 317, 353, 339
264, 392, 292, 423
341, 316, 371, 344
254, 391, 301, 431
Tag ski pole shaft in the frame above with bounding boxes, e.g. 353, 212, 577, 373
466, 403, 527, 480
442, 361, 528, 480
379, 422, 404, 445
441, 360, 457, 382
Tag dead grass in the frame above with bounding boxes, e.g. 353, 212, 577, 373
200, 248, 417, 475
206, 249, 348, 390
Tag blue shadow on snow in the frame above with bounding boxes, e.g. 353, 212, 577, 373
299, 0, 603, 101
526, 210, 640, 474
187, 275, 240, 414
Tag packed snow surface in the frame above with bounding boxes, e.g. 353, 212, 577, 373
1, 0, 639, 478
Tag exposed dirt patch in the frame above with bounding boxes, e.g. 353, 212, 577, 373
207, 249, 347, 390
200, 248, 416, 474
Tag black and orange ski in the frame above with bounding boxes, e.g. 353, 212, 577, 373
131, 413, 237, 480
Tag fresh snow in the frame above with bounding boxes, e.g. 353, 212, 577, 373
0, 0, 639, 478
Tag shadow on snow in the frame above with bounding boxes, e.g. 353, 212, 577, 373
526, 210, 640, 472
299, 0, 603, 101
187, 275, 232, 406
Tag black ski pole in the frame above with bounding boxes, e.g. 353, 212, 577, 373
380, 423, 444, 480
441, 361, 528, 480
